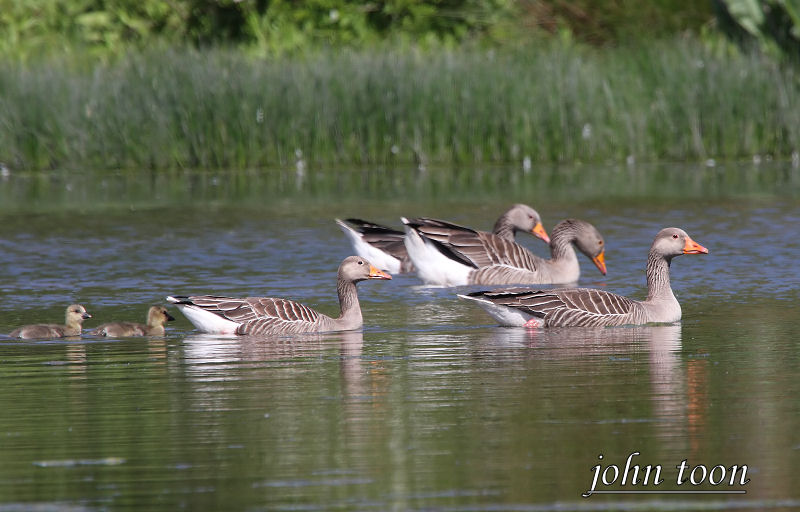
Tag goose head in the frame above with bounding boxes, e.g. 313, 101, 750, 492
148, 305, 175, 327
651, 228, 709, 262
339, 255, 393, 283
66, 304, 91, 326
506, 204, 550, 243
565, 219, 607, 275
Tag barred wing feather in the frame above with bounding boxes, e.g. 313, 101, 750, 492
184, 295, 326, 334
411, 220, 541, 270
473, 288, 637, 327
544, 289, 636, 327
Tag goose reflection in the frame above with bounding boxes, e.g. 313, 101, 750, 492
485, 324, 688, 451
181, 329, 365, 369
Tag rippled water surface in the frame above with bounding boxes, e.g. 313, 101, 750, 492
0, 163, 798, 511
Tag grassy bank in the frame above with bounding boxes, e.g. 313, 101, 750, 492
0, 39, 798, 171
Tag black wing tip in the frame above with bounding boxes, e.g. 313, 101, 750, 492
343, 217, 372, 225
166, 295, 192, 305
466, 290, 489, 297
471, 288, 545, 299
341, 218, 403, 236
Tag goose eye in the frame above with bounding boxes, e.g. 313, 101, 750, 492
672, 234, 679, 239
598, 240, 603, 245
358, 260, 364, 265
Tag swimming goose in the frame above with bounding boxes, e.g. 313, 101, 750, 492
91, 305, 175, 337
9, 304, 92, 339
166, 256, 392, 335
459, 228, 708, 327
336, 204, 550, 274
403, 218, 606, 286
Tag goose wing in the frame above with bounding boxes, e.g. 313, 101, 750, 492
470, 287, 637, 327
340, 218, 407, 257
407, 218, 542, 270
177, 295, 326, 334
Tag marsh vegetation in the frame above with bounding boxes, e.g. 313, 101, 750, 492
1, 40, 798, 171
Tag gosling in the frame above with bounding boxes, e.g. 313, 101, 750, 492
91, 305, 175, 337
10, 304, 92, 339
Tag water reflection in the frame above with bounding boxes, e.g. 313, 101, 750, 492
484, 323, 680, 353
646, 326, 688, 454
181, 330, 363, 366
0, 169, 798, 510
484, 324, 690, 450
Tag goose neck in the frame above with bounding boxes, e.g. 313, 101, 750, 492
492, 214, 516, 241
645, 250, 674, 301
337, 277, 363, 324
549, 225, 577, 262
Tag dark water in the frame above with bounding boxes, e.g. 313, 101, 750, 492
0, 163, 799, 510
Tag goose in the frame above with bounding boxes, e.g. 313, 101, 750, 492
91, 305, 175, 337
403, 218, 606, 286
336, 203, 550, 274
459, 227, 708, 327
9, 304, 92, 339
166, 256, 392, 335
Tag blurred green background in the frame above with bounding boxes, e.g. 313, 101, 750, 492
1, 0, 798, 171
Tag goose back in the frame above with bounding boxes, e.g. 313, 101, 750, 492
463, 288, 645, 327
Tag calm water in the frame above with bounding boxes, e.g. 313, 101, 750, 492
0, 163, 799, 511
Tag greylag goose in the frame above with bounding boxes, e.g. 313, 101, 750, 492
336, 203, 550, 274
91, 305, 175, 337
403, 218, 606, 286
459, 228, 708, 327
166, 256, 392, 335
9, 304, 92, 339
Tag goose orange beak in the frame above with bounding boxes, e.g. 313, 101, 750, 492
592, 250, 607, 275
683, 236, 709, 254
532, 222, 550, 244
369, 265, 393, 280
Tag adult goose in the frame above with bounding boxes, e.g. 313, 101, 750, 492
459, 228, 708, 327
9, 304, 92, 339
403, 218, 606, 286
166, 256, 392, 335
336, 203, 550, 274
91, 305, 175, 337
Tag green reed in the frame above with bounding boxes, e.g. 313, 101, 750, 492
0, 39, 798, 171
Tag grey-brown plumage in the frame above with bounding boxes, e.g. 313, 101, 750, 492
9, 304, 92, 339
460, 228, 708, 327
91, 305, 175, 337
404, 218, 606, 286
336, 204, 549, 274
167, 256, 392, 335
335, 218, 413, 273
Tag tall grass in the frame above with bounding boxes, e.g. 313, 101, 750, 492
0, 39, 798, 170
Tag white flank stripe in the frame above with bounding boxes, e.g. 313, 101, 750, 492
457, 294, 536, 327
173, 304, 240, 334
